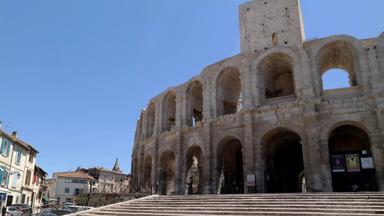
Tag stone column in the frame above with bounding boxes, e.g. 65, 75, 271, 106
175, 131, 184, 194
241, 67, 254, 110
203, 78, 214, 121
304, 134, 323, 192
318, 139, 333, 192
254, 138, 265, 193
370, 134, 384, 191
242, 111, 255, 193
152, 138, 159, 194
299, 139, 314, 192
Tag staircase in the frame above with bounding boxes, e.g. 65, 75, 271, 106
70, 193, 384, 216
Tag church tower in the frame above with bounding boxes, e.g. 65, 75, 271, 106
239, 0, 305, 52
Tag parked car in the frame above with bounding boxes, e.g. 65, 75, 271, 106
8, 204, 32, 215
6, 206, 23, 216
38, 209, 58, 216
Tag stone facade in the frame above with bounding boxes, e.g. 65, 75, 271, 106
131, 0, 384, 195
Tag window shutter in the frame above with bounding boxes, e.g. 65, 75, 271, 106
6, 142, 10, 157
0, 140, 5, 155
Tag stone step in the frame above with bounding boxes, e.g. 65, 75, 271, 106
69, 193, 384, 216
137, 199, 384, 204
108, 205, 384, 211
100, 207, 384, 213
80, 209, 384, 216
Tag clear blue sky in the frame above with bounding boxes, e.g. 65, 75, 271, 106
0, 0, 383, 177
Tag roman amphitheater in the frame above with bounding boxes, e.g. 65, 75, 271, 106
131, 0, 384, 195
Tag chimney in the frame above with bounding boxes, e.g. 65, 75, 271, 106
12, 131, 17, 138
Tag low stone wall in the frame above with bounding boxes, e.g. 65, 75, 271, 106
75, 192, 149, 207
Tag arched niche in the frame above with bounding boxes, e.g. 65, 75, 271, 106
262, 128, 304, 193
162, 92, 176, 132
216, 67, 242, 117
185, 145, 204, 194
186, 81, 203, 127
257, 52, 295, 99
216, 137, 244, 194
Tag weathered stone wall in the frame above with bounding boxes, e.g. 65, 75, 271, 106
131, 0, 384, 194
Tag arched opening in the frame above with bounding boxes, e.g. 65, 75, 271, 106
217, 138, 244, 194
216, 67, 242, 117
146, 102, 156, 137
162, 92, 176, 132
143, 155, 152, 189
272, 33, 278, 45
258, 53, 295, 99
264, 129, 304, 193
185, 145, 204, 194
159, 151, 176, 195
186, 81, 203, 127
328, 125, 378, 192
317, 41, 358, 91
322, 69, 351, 90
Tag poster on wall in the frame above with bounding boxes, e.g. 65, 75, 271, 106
331, 155, 345, 172
361, 157, 374, 169
247, 174, 256, 187
346, 154, 360, 172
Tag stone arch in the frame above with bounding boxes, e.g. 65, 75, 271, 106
257, 121, 308, 145
145, 102, 156, 138
185, 145, 205, 194
186, 80, 204, 127
161, 91, 176, 132
216, 136, 244, 194
216, 67, 242, 117
260, 127, 305, 193
143, 155, 152, 189
159, 150, 176, 195
257, 52, 295, 99
251, 47, 301, 102
327, 123, 378, 192
312, 36, 364, 92
320, 119, 372, 142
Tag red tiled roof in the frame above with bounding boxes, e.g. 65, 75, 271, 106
55, 172, 95, 180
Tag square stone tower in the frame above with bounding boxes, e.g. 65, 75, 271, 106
239, 0, 305, 52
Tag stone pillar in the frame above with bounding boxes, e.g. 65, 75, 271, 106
175, 91, 183, 129
299, 139, 313, 192
199, 125, 212, 194
318, 139, 333, 192
138, 147, 145, 187
152, 138, 159, 194
254, 138, 265, 193
175, 131, 184, 194
203, 78, 214, 121
304, 135, 323, 192
370, 134, 384, 191
242, 111, 255, 193
241, 67, 254, 110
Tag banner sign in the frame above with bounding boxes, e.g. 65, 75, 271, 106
331, 154, 345, 173
346, 154, 360, 172
361, 157, 374, 169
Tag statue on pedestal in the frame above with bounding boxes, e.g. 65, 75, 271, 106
185, 156, 199, 195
